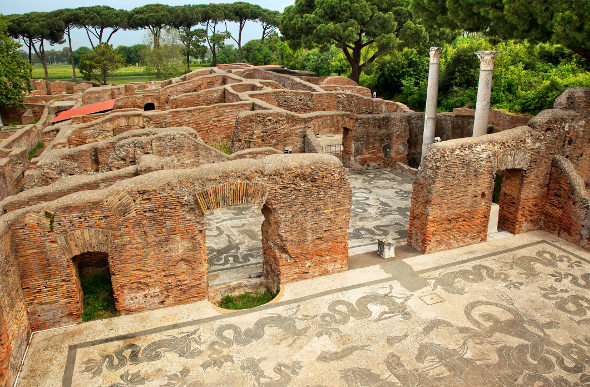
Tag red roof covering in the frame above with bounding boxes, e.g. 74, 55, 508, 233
51, 99, 115, 123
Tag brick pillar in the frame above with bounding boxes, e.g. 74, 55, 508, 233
421, 47, 443, 162
473, 51, 500, 137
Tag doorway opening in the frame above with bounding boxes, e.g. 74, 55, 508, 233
143, 102, 155, 111
488, 168, 524, 240
72, 252, 118, 321
205, 204, 272, 306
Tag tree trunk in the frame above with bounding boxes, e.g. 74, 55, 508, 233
67, 27, 77, 82
237, 21, 244, 62
350, 63, 361, 84
153, 27, 162, 79
186, 51, 191, 74
261, 26, 267, 43
212, 46, 217, 67
33, 40, 52, 95
41, 50, 51, 94
27, 39, 33, 77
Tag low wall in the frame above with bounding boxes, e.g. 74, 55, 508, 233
66, 102, 253, 147
239, 68, 323, 92
25, 128, 228, 189
406, 112, 476, 167
249, 89, 407, 115
453, 107, 530, 130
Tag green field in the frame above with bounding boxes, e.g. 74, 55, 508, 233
31, 63, 210, 85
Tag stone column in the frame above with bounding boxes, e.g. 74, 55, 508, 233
421, 47, 443, 162
472, 51, 500, 137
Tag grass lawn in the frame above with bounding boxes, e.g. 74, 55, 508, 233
218, 289, 277, 310
31, 63, 211, 84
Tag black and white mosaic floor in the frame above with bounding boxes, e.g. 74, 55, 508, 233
17, 231, 590, 386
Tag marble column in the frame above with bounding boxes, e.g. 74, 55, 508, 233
421, 47, 443, 162
472, 51, 500, 137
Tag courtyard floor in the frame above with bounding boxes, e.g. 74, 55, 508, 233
17, 230, 590, 386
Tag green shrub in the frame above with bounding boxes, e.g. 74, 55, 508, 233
81, 272, 119, 322
209, 141, 231, 155
28, 141, 44, 160
368, 34, 590, 115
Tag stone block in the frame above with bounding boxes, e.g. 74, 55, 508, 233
377, 238, 395, 259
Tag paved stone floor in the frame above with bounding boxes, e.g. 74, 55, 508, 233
17, 231, 590, 386
206, 169, 414, 285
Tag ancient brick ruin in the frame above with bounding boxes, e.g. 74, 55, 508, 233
408, 87, 590, 253
0, 64, 588, 386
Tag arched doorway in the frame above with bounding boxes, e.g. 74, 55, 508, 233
195, 182, 271, 302
205, 203, 266, 302
143, 102, 155, 111
71, 251, 118, 321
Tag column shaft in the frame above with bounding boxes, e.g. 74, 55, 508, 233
421, 47, 442, 162
473, 51, 500, 137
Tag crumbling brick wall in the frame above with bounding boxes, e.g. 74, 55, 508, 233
453, 107, 530, 130
408, 88, 589, 253
169, 87, 227, 109
3, 154, 350, 331
408, 127, 561, 253
25, 128, 229, 189
343, 114, 409, 169
529, 87, 590, 190
66, 102, 253, 147
239, 68, 322, 92
543, 156, 590, 249
249, 89, 407, 115
234, 110, 409, 168
0, 227, 30, 387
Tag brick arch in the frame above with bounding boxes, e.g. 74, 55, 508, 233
60, 228, 116, 322
60, 228, 113, 259
194, 182, 268, 214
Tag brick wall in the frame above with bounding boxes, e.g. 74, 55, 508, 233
233, 110, 409, 169
406, 112, 475, 167
26, 128, 228, 189
240, 69, 323, 92
233, 110, 355, 153
0, 227, 30, 387
529, 88, 590, 190
408, 127, 561, 253
169, 87, 226, 109
543, 156, 590, 249
2, 167, 136, 213
3, 154, 350, 330
113, 93, 160, 111
452, 107, 531, 131
67, 102, 253, 147
408, 87, 589, 253
344, 114, 409, 169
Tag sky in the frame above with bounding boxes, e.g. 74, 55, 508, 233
1, 0, 296, 50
